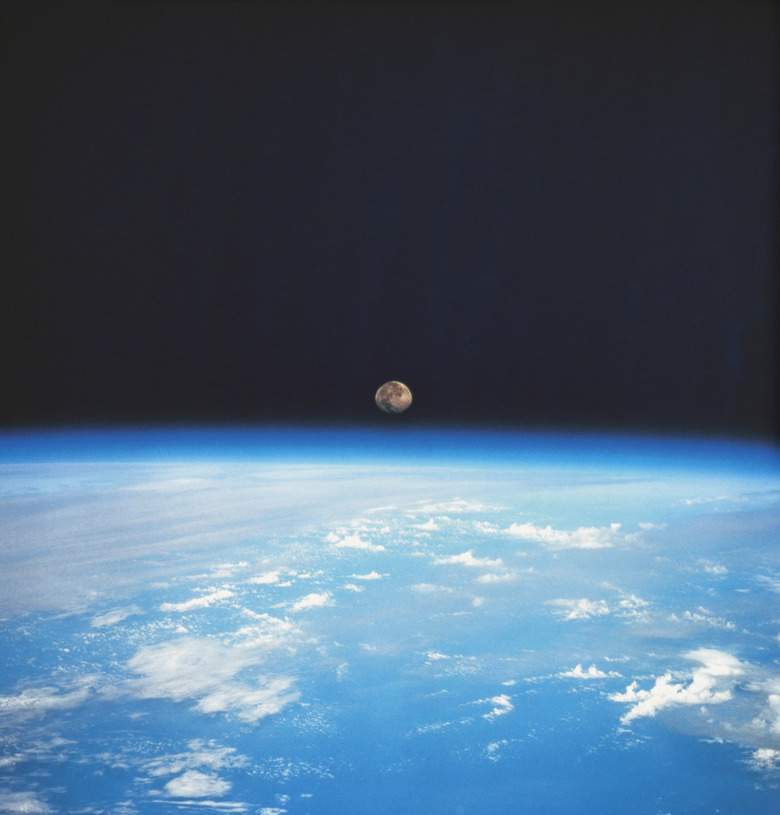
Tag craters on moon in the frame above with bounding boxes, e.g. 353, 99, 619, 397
375, 381, 412, 414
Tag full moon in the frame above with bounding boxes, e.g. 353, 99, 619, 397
375, 381, 412, 414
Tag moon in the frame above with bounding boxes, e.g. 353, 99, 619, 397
375, 381, 412, 414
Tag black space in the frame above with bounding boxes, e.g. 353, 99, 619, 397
1, 1, 777, 436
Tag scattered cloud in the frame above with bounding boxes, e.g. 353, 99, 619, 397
290, 592, 333, 612
559, 664, 621, 679
547, 598, 611, 621
669, 607, 736, 631
326, 532, 385, 552
698, 560, 728, 576
616, 594, 650, 620
506, 521, 620, 549
434, 550, 503, 569
482, 738, 520, 762
161, 589, 234, 613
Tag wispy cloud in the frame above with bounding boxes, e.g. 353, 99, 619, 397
547, 598, 611, 620
0, 791, 53, 814
434, 550, 503, 569
698, 559, 728, 576
506, 521, 620, 549
91, 605, 142, 627
414, 499, 504, 514
145, 739, 249, 779
413, 518, 440, 531
161, 589, 234, 612
125, 636, 299, 723
412, 583, 453, 593
0, 676, 100, 721
669, 607, 736, 631
475, 570, 525, 584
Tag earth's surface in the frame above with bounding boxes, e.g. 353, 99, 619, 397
1, 428, 779, 814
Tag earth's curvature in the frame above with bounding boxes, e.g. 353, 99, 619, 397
1, 428, 779, 814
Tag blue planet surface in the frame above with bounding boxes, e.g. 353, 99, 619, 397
1, 428, 779, 814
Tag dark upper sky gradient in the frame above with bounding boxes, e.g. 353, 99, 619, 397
1, 1, 777, 436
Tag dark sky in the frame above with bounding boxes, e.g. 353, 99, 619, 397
1, 1, 777, 436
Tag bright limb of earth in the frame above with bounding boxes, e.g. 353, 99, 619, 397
0, 427, 779, 814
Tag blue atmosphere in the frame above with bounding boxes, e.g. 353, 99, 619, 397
1, 428, 778, 814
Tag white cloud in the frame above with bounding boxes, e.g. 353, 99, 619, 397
0, 677, 100, 720
414, 499, 503, 514
125, 637, 299, 723
610, 648, 746, 724
434, 550, 503, 569
411, 583, 453, 594
350, 571, 385, 580
484, 739, 509, 762
250, 570, 285, 585
547, 598, 611, 621
0, 791, 54, 814
290, 592, 333, 612
699, 560, 728, 576
669, 607, 736, 631
506, 521, 620, 549
481, 694, 513, 720
473, 521, 500, 534
414, 518, 440, 531
343, 583, 363, 592
164, 769, 231, 798
234, 613, 300, 647
196, 678, 298, 722
91, 606, 142, 628
749, 748, 780, 772
161, 589, 234, 612
559, 664, 621, 679
327, 533, 385, 552
144, 739, 249, 779
475, 571, 520, 584
210, 562, 248, 578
